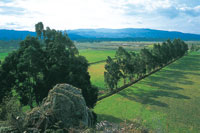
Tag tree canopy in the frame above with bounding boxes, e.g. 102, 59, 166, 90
104, 39, 188, 92
0, 22, 98, 108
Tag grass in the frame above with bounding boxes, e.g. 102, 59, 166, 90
94, 52, 200, 132
88, 62, 106, 89
0, 53, 8, 61
79, 49, 116, 63
0, 49, 115, 64
88, 62, 124, 91
1, 43, 200, 132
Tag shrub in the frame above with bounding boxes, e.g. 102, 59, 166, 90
0, 96, 25, 132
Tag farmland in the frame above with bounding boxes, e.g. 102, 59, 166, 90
94, 52, 200, 132
1, 41, 200, 132
75, 41, 155, 50
79, 49, 115, 63
1, 1, 200, 131
0, 53, 8, 61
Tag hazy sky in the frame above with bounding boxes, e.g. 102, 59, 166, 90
0, 0, 200, 34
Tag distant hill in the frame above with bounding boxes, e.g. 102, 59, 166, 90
0, 29, 36, 40
1, 28, 200, 41
67, 28, 200, 41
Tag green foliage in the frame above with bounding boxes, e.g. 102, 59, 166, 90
35, 22, 44, 39
104, 56, 121, 91
115, 47, 131, 85
104, 39, 188, 92
0, 96, 24, 123
0, 22, 98, 108
190, 44, 200, 51
0, 56, 15, 103
140, 48, 155, 72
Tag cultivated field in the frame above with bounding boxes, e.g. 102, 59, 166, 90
94, 52, 200, 132
88, 62, 106, 89
0, 53, 8, 61
1, 41, 200, 132
79, 49, 115, 63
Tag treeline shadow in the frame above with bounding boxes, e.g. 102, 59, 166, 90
148, 54, 200, 86
119, 87, 190, 107
118, 54, 198, 107
141, 81, 184, 91
167, 54, 200, 71
147, 69, 194, 85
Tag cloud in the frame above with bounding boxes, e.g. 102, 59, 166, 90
0, 0, 199, 34
0, 0, 13, 3
0, 22, 29, 30
180, 6, 200, 17
156, 6, 180, 19
0, 6, 25, 15
6, 22, 16, 26
123, 1, 200, 18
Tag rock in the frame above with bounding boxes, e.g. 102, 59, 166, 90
24, 84, 94, 132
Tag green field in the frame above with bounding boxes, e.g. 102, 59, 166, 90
0, 53, 8, 61
88, 62, 106, 89
79, 49, 115, 63
88, 61, 125, 94
0, 49, 115, 64
1, 41, 200, 132
94, 52, 200, 132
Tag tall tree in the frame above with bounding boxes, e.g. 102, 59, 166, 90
35, 22, 44, 39
115, 47, 130, 85
127, 52, 137, 82
140, 48, 155, 72
104, 56, 121, 92
0, 22, 98, 108
15, 37, 44, 108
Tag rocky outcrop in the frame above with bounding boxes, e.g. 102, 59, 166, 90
24, 84, 94, 132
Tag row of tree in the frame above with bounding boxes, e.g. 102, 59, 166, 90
190, 44, 200, 52
104, 39, 188, 91
0, 22, 98, 108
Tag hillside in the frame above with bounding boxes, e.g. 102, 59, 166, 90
1, 28, 200, 41
0, 29, 36, 40
67, 28, 200, 40
67, 28, 200, 41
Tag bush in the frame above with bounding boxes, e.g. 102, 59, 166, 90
0, 96, 25, 132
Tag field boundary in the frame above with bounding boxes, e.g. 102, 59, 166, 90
89, 58, 116, 65
89, 60, 107, 65
97, 55, 184, 101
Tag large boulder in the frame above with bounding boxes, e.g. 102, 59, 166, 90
24, 84, 95, 132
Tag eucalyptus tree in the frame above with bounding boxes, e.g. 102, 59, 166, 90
166, 39, 174, 61
0, 22, 98, 108
127, 51, 137, 81
35, 22, 44, 39
35, 22, 97, 108
115, 47, 131, 85
140, 48, 156, 73
104, 56, 121, 92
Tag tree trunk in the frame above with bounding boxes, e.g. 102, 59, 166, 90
30, 103, 33, 109
123, 78, 126, 85
110, 87, 113, 92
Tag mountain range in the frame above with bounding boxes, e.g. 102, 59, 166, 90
1, 28, 200, 41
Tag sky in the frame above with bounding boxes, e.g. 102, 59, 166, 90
0, 0, 200, 34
